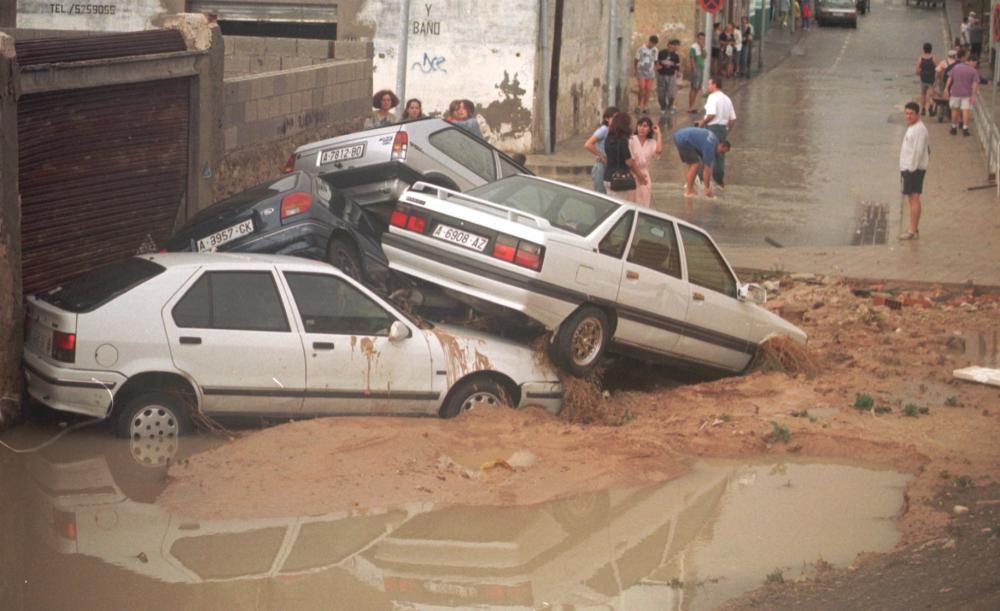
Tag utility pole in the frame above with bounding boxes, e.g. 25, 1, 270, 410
395, 0, 411, 106
0, 34, 22, 430
702, 11, 712, 92
606, 0, 618, 107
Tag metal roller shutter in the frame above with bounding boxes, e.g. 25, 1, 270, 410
18, 78, 190, 295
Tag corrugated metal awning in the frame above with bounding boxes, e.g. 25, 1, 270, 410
188, 1, 337, 23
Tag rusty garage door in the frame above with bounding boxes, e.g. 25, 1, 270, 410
18, 77, 190, 295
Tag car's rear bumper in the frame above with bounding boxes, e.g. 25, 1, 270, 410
23, 353, 123, 419
518, 382, 563, 415
383, 232, 577, 330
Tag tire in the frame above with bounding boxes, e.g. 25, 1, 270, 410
440, 376, 513, 419
327, 236, 364, 282
114, 390, 193, 441
552, 306, 609, 377
550, 491, 611, 532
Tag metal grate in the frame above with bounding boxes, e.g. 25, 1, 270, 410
16, 30, 187, 66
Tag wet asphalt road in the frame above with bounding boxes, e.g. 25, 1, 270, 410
645, 2, 948, 248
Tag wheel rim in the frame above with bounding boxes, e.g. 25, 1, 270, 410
570, 317, 604, 367
129, 405, 179, 467
460, 390, 504, 412
332, 247, 360, 279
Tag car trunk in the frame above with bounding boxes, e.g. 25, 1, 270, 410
25, 299, 79, 367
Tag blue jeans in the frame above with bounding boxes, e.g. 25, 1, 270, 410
591, 161, 607, 193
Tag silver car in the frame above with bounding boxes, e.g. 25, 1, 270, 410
382, 175, 806, 377
285, 118, 530, 206
23, 253, 563, 443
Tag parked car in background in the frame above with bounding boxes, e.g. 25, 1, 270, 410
23, 253, 564, 445
818, 0, 859, 27
382, 176, 806, 377
284, 118, 530, 207
162, 171, 392, 288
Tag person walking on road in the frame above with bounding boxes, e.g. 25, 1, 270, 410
635, 35, 659, 114
629, 117, 664, 207
603, 112, 639, 201
696, 77, 736, 188
945, 50, 978, 137
687, 33, 706, 113
915, 43, 938, 116
584, 106, 619, 194
740, 16, 754, 78
656, 39, 681, 113
898, 102, 929, 241
673, 126, 731, 198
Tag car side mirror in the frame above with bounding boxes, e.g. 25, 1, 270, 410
738, 283, 767, 304
388, 320, 411, 342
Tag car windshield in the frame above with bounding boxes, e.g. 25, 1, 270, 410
466, 176, 620, 236
37, 257, 165, 313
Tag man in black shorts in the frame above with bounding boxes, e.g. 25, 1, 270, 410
899, 102, 929, 240
674, 126, 731, 198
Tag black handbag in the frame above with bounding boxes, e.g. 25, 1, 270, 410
607, 139, 636, 191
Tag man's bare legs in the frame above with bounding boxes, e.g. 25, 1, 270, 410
906, 192, 921, 235
683, 163, 699, 196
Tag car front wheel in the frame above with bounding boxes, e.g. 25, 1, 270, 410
440, 377, 513, 419
553, 306, 609, 377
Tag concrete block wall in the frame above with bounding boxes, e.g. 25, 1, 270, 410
217, 58, 372, 198
224, 35, 339, 77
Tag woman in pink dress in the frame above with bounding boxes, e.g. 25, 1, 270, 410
628, 117, 663, 207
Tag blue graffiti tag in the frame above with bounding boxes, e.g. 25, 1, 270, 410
411, 53, 447, 74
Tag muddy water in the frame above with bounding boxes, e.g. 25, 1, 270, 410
1, 424, 909, 610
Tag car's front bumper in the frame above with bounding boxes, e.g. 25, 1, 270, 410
24, 353, 124, 419
518, 382, 564, 415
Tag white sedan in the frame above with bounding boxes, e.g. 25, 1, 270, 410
382, 175, 806, 376
23, 253, 563, 443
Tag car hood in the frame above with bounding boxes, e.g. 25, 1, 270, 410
428, 322, 560, 386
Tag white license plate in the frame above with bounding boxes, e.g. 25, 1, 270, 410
196, 219, 254, 252
319, 143, 365, 165
432, 224, 489, 252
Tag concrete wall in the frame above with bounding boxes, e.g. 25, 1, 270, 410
345, 0, 539, 153
16, 0, 184, 31
0, 33, 23, 428
224, 35, 337, 77
217, 43, 373, 199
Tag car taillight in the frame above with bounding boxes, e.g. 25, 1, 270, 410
492, 235, 544, 270
52, 331, 76, 363
282, 154, 296, 174
391, 131, 408, 161
390, 208, 428, 234
280, 192, 312, 220
53, 510, 77, 540
514, 241, 544, 270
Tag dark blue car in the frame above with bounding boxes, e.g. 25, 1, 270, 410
163, 171, 391, 288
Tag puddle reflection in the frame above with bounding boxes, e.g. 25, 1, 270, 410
4, 427, 911, 611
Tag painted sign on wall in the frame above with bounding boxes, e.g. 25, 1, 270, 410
17, 0, 177, 31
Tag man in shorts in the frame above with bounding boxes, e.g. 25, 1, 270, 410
634, 35, 659, 114
898, 102, 929, 240
945, 49, 978, 136
687, 33, 706, 113
673, 126, 731, 198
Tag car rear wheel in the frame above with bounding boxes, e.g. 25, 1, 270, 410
115, 390, 193, 441
553, 306, 609, 377
327, 237, 364, 281
440, 377, 513, 419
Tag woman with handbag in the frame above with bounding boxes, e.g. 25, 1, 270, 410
628, 117, 663, 207
603, 113, 638, 201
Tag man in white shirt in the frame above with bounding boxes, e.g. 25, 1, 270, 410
898, 102, 930, 240
697, 76, 736, 187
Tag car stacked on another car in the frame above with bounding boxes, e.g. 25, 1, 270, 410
381, 175, 807, 377
22, 253, 564, 444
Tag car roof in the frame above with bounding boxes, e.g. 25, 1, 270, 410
138, 252, 339, 273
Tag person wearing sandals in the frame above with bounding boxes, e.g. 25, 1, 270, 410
899, 102, 929, 241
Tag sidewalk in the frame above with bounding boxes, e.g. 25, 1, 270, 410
526, 19, 1000, 290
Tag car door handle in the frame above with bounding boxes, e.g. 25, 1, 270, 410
312, 342, 335, 350
179, 336, 202, 345
626, 270, 640, 280
692, 291, 705, 301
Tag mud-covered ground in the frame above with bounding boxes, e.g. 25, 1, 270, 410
160, 276, 1000, 608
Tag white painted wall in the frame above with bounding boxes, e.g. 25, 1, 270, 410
358, 0, 538, 152
16, 0, 178, 31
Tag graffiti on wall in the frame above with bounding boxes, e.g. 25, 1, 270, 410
412, 3, 441, 36
411, 52, 447, 74
481, 71, 531, 138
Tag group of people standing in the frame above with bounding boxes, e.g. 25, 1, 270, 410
363, 89, 483, 138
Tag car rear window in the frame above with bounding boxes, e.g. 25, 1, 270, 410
468, 176, 620, 236
37, 257, 165, 313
